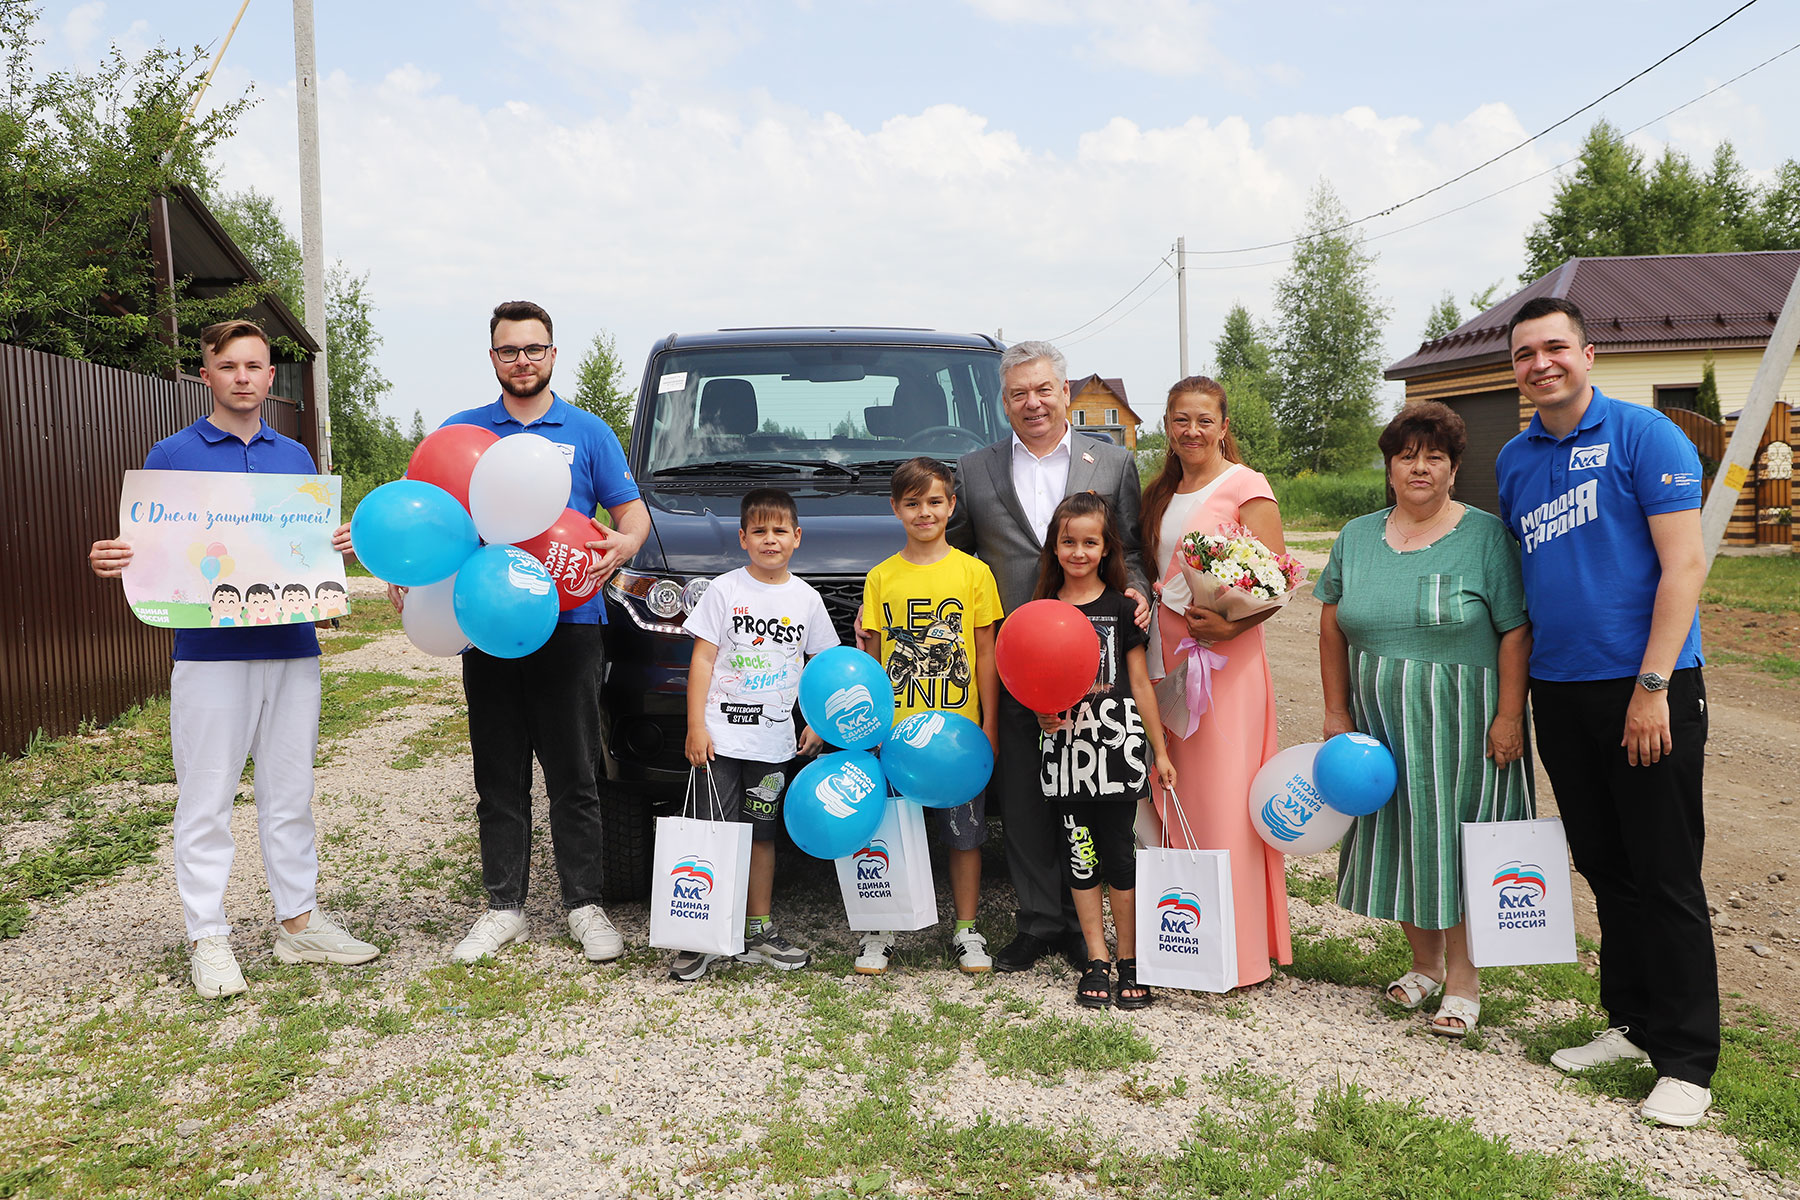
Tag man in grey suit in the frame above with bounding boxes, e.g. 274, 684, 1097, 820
947, 339, 1150, 972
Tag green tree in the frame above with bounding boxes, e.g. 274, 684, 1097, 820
570, 330, 633, 450
210, 188, 412, 490
1134, 429, 1166, 454
1210, 302, 1283, 472
1422, 291, 1463, 341
1695, 354, 1721, 423
1522, 121, 1800, 280
1752, 159, 1800, 250
1269, 181, 1389, 475
1216, 366, 1281, 474
0, 5, 261, 373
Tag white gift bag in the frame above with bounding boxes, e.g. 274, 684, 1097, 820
1134, 787, 1236, 992
1460, 818, 1578, 968
835, 796, 939, 932
648, 767, 754, 956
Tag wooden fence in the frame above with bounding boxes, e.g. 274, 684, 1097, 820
0, 345, 304, 755
1665, 401, 1794, 547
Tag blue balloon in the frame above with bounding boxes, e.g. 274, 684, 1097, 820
451, 545, 559, 659
882, 710, 993, 808
784, 750, 887, 859
200, 555, 221, 582
350, 479, 479, 587
1314, 732, 1399, 817
797, 646, 895, 751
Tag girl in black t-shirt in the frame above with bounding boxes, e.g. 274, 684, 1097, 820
1032, 493, 1177, 1010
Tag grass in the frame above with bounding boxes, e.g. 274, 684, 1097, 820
1708, 649, 1800, 682
1271, 469, 1387, 530
1701, 553, 1800, 613
391, 710, 470, 769
0, 797, 177, 937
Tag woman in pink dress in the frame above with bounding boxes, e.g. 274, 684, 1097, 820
1139, 376, 1292, 988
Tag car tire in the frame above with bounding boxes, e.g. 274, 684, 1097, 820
598, 778, 653, 901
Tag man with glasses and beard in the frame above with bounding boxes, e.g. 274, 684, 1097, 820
397, 301, 650, 964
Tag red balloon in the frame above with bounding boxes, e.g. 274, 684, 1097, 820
514, 507, 601, 611
407, 425, 499, 512
995, 598, 1102, 713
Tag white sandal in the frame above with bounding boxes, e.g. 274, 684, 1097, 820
1431, 994, 1480, 1038
1385, 970, 1442, 1010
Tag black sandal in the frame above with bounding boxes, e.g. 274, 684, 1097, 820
1115, 957, 1153, 1010
1076, 959, 1112, 1008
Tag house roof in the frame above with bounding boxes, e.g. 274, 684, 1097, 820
1066, 373, 1143, 424
168, 183, 319, 358
1386, 250, 1800, 381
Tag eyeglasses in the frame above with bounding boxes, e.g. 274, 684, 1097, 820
492, 343, 553, 363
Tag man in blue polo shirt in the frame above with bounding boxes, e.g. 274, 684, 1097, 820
1495, 296, 1714, 1129
89, 320, 379, 999
400, 300, 649, 965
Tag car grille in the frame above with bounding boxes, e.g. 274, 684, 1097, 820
810, 576, 865, 646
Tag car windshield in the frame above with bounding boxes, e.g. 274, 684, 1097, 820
641, 343, 1005, 475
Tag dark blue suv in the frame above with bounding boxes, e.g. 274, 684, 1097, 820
595, 327, 1008, 897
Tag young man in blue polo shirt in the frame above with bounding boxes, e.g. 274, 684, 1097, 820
396, 301, 650, 965
89, 320, 379, 998
1495, 296, 1715, 1129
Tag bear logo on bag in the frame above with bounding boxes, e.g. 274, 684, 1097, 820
668, 857, 716, 920
1491, 860, 1549, 930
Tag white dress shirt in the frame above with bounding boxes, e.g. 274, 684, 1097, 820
1010, 422, 1074, 542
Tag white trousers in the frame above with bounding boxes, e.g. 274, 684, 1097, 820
170, 658, 321, 940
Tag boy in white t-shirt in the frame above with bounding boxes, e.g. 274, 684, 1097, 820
676, 488, 840, 981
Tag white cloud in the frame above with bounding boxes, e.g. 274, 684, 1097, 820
963, 0, 1227, 78
499, 0, 751, 87
58, 1, 106, 54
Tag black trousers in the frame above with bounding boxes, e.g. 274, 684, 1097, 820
462, 623, 607, 911
997, 691, 1079, 941
1530, 669, 1717, 1086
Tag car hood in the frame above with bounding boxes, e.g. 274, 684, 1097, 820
636, 484, 909, 577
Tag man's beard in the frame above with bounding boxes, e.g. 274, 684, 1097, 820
499, 370, 552, 400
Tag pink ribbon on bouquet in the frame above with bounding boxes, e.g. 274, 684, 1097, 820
1171, 637, 1229, 738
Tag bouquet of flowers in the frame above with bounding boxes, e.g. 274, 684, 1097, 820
1156, 522, 1306, 738
1173, 522, 1307, 621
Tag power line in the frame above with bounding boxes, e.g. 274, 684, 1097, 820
1062, 274, 1178, 349
1036, 19, 1796, 349
1072, 35, 1800, 289
1186, 0, 1763, 256
1045, 255, 1173, 343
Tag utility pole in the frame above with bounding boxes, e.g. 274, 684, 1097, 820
294, 0, 331, 468
1176, 236, 1189, 379
1699, 261, 1800, 563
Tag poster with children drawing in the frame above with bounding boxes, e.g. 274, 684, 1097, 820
117, 470, 348, 629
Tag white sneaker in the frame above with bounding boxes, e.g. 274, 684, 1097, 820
950, 927, 992, 974
1550, 1026, 1653, 1073
1640, 1076, 1712, 1128
568, 904, 624, 962
274, 910, 380, 965
451, 909, 528, 963
854, 931, 896, 975
190, 935, 248, 999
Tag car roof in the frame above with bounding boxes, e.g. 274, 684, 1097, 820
649, 327, 1003, 352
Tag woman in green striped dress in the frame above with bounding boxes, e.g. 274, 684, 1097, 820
1315, 402, 1534, 1038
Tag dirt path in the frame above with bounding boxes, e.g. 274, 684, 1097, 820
1267, 554, 1800, 1027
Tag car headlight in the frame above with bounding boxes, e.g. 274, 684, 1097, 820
609, 569, 711, 634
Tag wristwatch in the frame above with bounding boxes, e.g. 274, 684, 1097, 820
1637, 671, 1670, 693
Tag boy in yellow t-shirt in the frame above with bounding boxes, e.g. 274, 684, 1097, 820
857, 457, 1002, 974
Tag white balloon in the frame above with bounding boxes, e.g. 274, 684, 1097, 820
467, 432, 573, 545
1247, 741, 1352, 856
402, 574, 471, 657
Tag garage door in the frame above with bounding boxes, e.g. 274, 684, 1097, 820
1443, 389, 1521, 517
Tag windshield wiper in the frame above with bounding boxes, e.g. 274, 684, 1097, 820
652, 460, 805, 478
651, 459, 859, 479
858, 458, 957, 474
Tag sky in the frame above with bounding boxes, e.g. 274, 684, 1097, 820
30, 0, 1800, 436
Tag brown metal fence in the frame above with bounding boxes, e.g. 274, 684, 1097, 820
0, 344, 302, 756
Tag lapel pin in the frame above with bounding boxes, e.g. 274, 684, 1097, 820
1081, 451, 1095, 464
